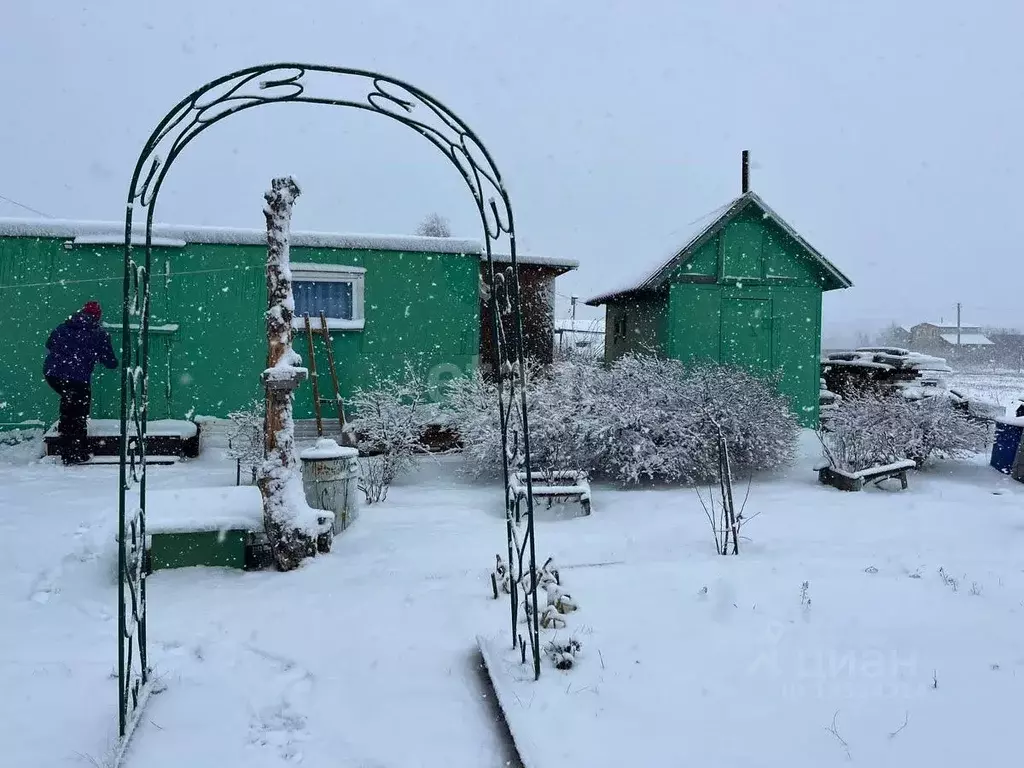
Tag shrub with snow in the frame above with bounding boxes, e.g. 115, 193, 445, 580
225, 398, 265, 484
820, 389, 989, 471
445, 355, 799, 485
349, 367, 429, 503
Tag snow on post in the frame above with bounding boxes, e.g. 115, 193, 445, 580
258, 176, 333, 570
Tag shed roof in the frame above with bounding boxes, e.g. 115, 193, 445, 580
586, 191, 852, 305
938, 333, 993, 346
0, 217, 578, 270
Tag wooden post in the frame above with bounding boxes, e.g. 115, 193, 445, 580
263, 177, 300, 459
258, 177, 326, 570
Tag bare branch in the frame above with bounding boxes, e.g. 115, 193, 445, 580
888, 711, 909, 739
826, 710, 851, 760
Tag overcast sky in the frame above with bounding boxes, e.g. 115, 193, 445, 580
2, 1, 1022, 342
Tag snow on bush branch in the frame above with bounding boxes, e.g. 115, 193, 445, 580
820, 389, 989, 471
445, 355, 799, 484
349, 366, 430, 503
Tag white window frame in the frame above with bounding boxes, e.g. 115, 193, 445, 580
289, 263, 366, 331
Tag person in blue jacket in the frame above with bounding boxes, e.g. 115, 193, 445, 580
44, 301, 118, 464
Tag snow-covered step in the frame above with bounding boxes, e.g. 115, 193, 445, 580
43, 418, 202, 459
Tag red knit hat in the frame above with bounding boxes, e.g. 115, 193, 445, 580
82, 301, 102, 320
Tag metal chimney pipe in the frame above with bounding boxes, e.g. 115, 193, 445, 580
742, 150, 750, 194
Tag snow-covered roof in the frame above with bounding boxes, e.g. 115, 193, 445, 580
586, 191, 852, 305
0, 217, 578, 269
916, 321, 982, 331
0, 217, 481, 254
488, 252, 578, 270
939, 333, 993, 346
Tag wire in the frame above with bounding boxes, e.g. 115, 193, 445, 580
0, 265, 247, 291
0, 193, 54, 219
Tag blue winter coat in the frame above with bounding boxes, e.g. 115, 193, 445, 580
44, 313, 118, 383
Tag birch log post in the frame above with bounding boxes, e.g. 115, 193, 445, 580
259, 176, 332, 570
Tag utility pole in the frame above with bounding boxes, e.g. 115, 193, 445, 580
570, 295, 578, 323
956, 302, 962, 347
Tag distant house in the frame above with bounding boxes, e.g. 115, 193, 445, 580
909, 322, 993, 350
0, 218, 576, 430
586, 190, 852, 425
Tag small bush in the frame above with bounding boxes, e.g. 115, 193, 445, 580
349, 368, 429, 503
225, 398, 265, 484
821, 390, 989, 471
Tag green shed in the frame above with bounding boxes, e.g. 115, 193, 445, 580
0, 218, 575, 433
586, 191, 852, 425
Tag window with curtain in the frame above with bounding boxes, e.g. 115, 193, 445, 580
293, 279, 354, 320
288, 263, 366, 330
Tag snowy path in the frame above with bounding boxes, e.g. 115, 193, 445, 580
0, 454, 518, 767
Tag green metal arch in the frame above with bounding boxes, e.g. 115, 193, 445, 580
116, 63, 542, 746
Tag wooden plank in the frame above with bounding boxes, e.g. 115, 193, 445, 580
303, 314, 324, 437
319, 311, 348, 432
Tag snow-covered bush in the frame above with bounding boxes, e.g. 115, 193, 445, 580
903, 394, 990, 466
349, 367, 429, 503
445, 355, 799, 485
820, 389, 989, 471
444, 369, 508, 474
225, 398, 265, 484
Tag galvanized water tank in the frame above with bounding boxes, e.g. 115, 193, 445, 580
299, 438, 360, 534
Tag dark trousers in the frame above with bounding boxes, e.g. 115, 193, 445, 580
45, 376, 92, 464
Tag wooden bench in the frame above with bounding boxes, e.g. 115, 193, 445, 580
817, 459, 916, 492
509, 470, 592, 517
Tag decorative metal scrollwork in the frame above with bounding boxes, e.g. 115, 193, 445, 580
117, 62, 542, 743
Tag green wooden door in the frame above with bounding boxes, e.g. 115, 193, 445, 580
721, 297, 772, 371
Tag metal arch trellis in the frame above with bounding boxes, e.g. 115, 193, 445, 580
117, 63, 542, 741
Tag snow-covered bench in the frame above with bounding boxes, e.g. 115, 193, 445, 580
44, 418, 201, 461
817, 459, 916, 492
144, 486, 265, 571
510, 470, 592, 517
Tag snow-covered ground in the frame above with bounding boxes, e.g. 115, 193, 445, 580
482, 436, 1024, 767
0, 448, 517, 767
2, 431, 1023, 767
946, 369, 1024, 410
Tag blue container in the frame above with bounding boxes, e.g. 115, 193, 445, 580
991, 420, 1024, 474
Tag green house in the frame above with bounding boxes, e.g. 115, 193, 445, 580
0, 219, 575, 431
586, 191, 852, 425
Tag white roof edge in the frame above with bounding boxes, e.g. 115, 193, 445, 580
0, 217, 481, 255
0, 216, 578, 267
75, 234, 187, 247
489, 253, 579, 269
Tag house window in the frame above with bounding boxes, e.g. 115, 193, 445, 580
289, 263, 366, 331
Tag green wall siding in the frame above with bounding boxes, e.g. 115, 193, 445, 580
0, 236, 479, 427
670, 234, 719, 278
